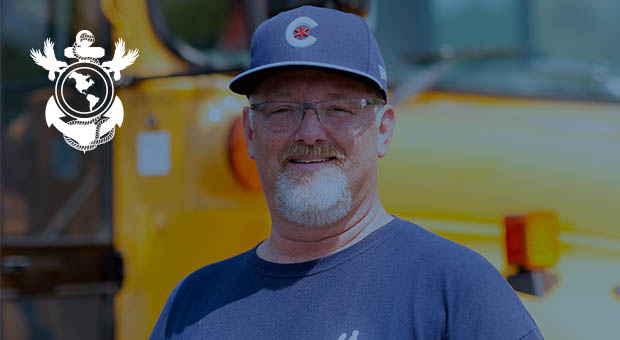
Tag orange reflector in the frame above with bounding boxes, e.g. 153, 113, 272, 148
229, 116, 262, 191
504, 211, 560, 271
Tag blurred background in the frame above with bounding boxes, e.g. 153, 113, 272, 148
1, 0, 620, 339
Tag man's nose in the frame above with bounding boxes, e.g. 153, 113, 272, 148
294, 108, 327, 145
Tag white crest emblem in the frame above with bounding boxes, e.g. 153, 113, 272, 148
30, 30, 139, 152
285, 16, 319, 48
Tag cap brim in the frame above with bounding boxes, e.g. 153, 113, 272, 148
229, 61, 387, 99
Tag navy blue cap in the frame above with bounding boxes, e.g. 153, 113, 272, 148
229, 6, 388, 99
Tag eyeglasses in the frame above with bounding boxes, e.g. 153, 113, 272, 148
249, 98, 385, 132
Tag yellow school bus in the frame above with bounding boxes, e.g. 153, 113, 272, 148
2, 0, 619, 339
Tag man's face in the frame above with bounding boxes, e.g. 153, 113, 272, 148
243, 69, 393, 228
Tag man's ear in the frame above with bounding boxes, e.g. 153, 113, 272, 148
242, 106, 255, 159
377, 104, 395, 158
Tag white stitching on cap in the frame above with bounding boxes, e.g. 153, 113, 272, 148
379, 65, 387, 80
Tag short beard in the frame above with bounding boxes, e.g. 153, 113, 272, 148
274, 143, 352, 227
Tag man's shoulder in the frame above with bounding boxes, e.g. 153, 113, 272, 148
386, 216, 492, 269
388, 217, 542, 339
150, 248, 260, 339
161, 249, 251, 305
162, 249, 255, 312
384, 216, 513, 292
180, 248, 253, 287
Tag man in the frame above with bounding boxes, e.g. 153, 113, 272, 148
150, 6, 543, 339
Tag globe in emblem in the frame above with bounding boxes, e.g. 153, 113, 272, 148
54, 62, 114, 119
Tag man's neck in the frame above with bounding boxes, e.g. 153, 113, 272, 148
256, 201, 393, 264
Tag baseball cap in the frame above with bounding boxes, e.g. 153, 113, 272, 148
229, 5, 388, 100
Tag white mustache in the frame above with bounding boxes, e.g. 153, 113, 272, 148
281, 142, 345, 162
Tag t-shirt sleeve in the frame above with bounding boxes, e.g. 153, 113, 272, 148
149, 282, 181, 340
518, 328, 545, 340
442, 247, 544, 340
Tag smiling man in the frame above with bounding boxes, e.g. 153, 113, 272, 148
150, 6, 543, 340
245, 68, 394, 263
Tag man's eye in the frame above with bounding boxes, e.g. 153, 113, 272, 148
266, 105, 297, 115
324, 105, 353, 114
272, 108, 293, 113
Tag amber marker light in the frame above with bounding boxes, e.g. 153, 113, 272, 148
525, 211, 561, 269
504, 211, 560, 271
504, 211, 561, 296
229, 116, 262, 191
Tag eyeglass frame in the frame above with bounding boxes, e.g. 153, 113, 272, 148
248, 98, 386, 132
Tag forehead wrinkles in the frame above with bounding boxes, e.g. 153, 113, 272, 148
251, 70, 377, 100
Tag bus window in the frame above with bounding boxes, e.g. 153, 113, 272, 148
375, 0, 620, 102
148, 0, 256, 69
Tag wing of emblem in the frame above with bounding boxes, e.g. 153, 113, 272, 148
30, 38, 69, 81
101, 38, 139, 81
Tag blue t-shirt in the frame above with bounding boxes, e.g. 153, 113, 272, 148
150, 217, 543, 339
